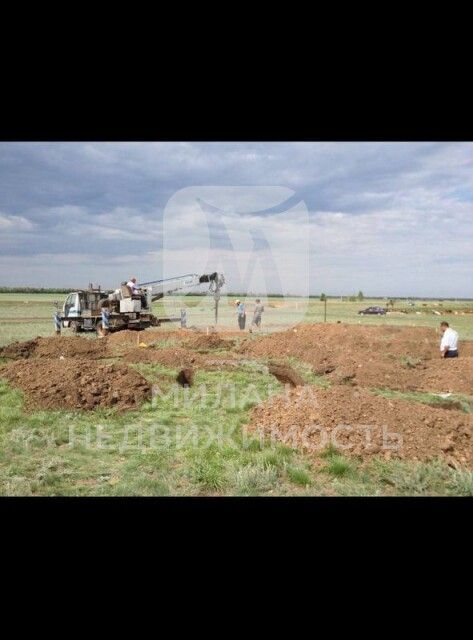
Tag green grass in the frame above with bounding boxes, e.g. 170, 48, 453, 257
286, 465, 312, 486
1, 291, 473, 495
372, 388, 473, 413
1, 367, 472, 496
3, 292, 473, 347
325, 456, 356, 477
0, 363, 312, 496
319, 445, 358, 478
447, 469, 473, 496
372, 459, 453, 495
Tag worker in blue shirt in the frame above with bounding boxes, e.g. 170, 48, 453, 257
236, 299, 246, 330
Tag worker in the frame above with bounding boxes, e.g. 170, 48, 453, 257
440, 321, 459, 358
127, 277, 140, 295
252, 298, 265, 329
127, 277, 147, 309
236, 299, 246, 330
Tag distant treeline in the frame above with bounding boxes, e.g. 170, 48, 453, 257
1, 287, 472, 302
0, 287, 73, 294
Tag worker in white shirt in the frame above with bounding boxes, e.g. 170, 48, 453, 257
127, 277, 140, 295
439, 321, 459, 358
127, 277, 147, 308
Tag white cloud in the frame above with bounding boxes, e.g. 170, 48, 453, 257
0, 211, 35, 231
1, 142, 473, 296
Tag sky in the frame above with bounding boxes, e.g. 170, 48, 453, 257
0, 141, 472, 297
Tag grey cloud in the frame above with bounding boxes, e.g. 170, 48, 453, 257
1, 142, 473, 295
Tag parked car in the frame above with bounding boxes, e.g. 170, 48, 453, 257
358, 306, 386, 316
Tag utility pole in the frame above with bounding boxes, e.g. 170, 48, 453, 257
214, 290, 220, 324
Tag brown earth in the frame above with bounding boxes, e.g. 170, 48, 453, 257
176, 368, 194, 387
105, 328, 192, 350
238, 324, 473, 395
0, 338, 39, 359
0, 358, 151, 411
267, 363, 305, 387
181, 333, 234, 351
1, 324, 473, 432
249, 385, 473, 467
0, 336, 107, 360
123, 347, 206, 368
106, 329, 154, 349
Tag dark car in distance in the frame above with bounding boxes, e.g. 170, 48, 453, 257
358, 306, 386, 316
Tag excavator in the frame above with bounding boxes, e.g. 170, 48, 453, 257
58, 272, 225, 335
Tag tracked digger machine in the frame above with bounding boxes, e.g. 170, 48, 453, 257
58, 272, 225, 336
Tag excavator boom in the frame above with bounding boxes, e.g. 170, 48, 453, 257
139, 272, 224, 302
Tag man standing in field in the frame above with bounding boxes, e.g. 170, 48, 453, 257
440, 321, 459, 358
252, 298, 265, 330
236, 300, 246, 330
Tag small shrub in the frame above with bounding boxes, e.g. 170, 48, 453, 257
448, 469, 473, 496
234, 464, 278, 495
377, 459, 450, 495
286, 466, 312, 486
325, 456, 354, 477
320, 443, 339, 459
190, 460, 227, 491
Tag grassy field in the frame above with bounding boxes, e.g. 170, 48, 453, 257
1, 292, 473, 496
1, 362, 473, 497
2, 292, 473, 346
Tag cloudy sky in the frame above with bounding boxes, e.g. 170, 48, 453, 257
0, 142, 472, 297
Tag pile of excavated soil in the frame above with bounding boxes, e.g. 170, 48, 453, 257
106, 328, 190, 348
0, 358, 151, 411
0, 338, 39, 359
239, 324, 438, 362
267, 363, 305, 387
123, 347, 248, 370
239, 324, 473, 395
181, 333, 234, 351
249, 385, 473, 467
106, 330, 149, 348
415, 359, 473, 394
123, 347, 205, 368
0, 336, 107, 360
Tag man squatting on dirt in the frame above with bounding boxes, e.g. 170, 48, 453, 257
440, 322, 459, 358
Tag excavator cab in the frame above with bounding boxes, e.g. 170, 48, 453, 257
118, 281, 149, 312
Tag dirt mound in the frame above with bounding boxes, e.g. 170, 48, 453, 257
123, 347, 252, 372
249, 385, 473, 468
0, 338, 39, 359
182, 333, 234, 351
0, 336, 107, 360
415, 358, 473, 394
267, 363, 304, 387
239, 324, 473, 395
123, 347, 205, 368
0, 358, 151, 411
239, 324, 438, 362
106, 330, 147, 348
